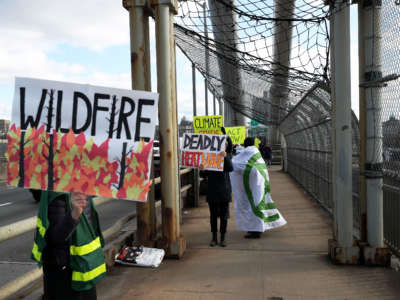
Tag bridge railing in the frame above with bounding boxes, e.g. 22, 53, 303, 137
280, 83, 361, 238
383, 172, 400, 257
280, 81, 400, 258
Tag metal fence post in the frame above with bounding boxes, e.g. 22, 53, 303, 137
123, 0, 156, 244
203, 2, 209, 116
328, 0, 360, 264
213, 90, 216, 115
359, 0, 390, 265
192, 63, 200, 207
357, 3, 368, 246
153, 0, 186, 257
219, 97, 224, 117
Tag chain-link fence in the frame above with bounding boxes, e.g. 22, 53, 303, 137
379, 0, 400, 256
279, 83, 360, 235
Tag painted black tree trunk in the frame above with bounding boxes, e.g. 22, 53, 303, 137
47, 134, 54, 190
17, 131, 26, 188
118, 142, 128, 190
108, 96, 118, 139
46, 90, 55, 132
46, 90, 55, 190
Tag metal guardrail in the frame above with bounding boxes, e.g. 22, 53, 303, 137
0, 168, 194, 243
0, 157, 6, 182
280, 84, 361, 240
0, 197, 114, 243
383, 179, 400, 257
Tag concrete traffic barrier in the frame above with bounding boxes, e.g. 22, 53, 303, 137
0, 197, 113, 243
0, 268, 42, 300
0, 216, 36, 243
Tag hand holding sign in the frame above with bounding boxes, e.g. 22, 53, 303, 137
71, 191, 87, 220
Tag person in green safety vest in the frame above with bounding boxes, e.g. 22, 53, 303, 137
31, 191, 106, 300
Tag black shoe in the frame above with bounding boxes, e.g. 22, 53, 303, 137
220, 233, 227, 247
244, 232, 261, 239
210, 232, 217, 246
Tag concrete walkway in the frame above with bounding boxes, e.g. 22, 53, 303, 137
98, 166, 400, 300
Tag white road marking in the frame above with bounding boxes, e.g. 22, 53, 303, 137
0, 202, 12, 207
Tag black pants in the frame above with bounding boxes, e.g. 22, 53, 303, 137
208, 201, 229, 233
43, 265, 97, 300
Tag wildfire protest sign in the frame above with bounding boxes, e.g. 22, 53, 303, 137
226, 126, 246, 145
193, 115, 223, 134
6, 77, 159, 201
180, 133, 227, 171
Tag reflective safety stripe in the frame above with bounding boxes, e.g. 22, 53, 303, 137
32, 242, 42, 262
37, 217, 46, 238
72, 263, 106, 282
70, 237, 101, 256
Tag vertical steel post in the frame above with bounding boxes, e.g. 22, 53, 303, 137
124, 0, 156, 244
363, 0, 384, 249
219, 98, 224, 117
153, 0, 186, 257
192, 63, 197, 116
203, 3, 209, 116
328, 0, 359, 264
213, 90, 216, 115
332, 0, 353, 248
358, 0, 389, 266
192, 63, 200, 207
358, 1, 368, 244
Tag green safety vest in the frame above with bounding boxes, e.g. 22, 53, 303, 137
31, 191, 106, 291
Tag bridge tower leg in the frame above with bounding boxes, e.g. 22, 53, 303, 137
208, 0, 245, 126
270, 0, 295, 143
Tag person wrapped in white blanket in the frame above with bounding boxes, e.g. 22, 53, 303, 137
230, 137, 287, 238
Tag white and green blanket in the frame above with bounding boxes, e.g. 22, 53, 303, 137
230, 146, 286, 232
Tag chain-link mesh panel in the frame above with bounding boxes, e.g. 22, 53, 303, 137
379, 0, 400, 255
280, 84, 360, 232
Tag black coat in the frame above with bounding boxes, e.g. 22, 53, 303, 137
42, 194, 80, 268
204, 154, 233, 204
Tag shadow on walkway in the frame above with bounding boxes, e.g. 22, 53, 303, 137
99, 166, 400, 300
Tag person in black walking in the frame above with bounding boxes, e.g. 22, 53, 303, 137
200, 128, 233, 247
260, 138, 272, 166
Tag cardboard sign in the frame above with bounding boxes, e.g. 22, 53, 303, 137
6, 77, 159, 201
180, 133, 226, 171
226, 126, 246, 145
193, 115, 223, 134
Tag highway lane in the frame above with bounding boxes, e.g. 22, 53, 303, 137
0, 187, 38, 227
0, 198, 137, 289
